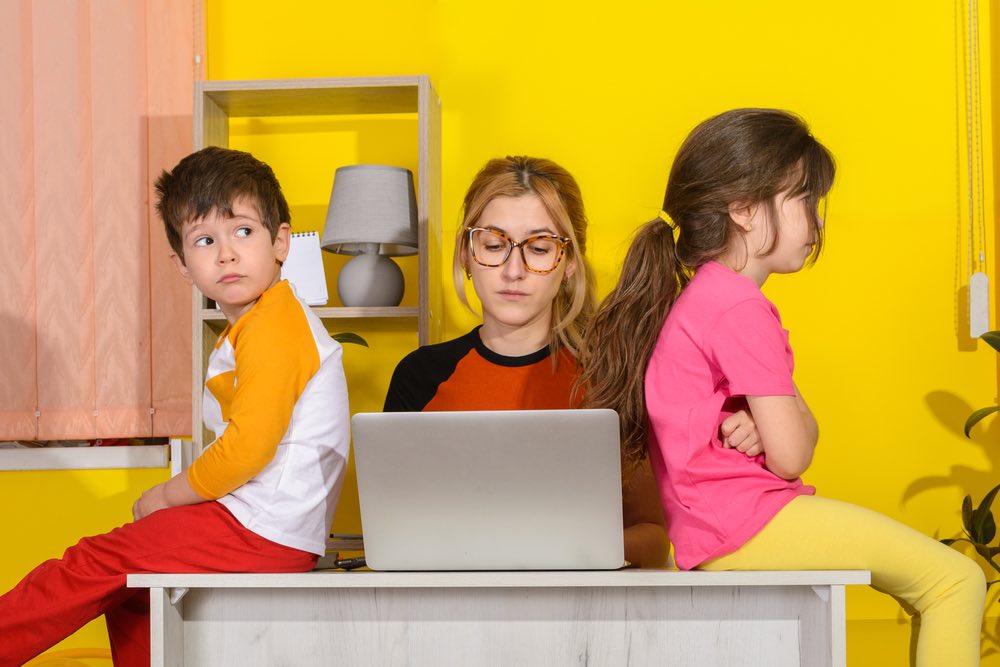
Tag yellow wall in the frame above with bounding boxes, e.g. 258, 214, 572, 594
1, 1, 998, 663
203, 0, 1000, 660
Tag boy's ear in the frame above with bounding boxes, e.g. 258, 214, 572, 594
727, 201, 757, 232
169, 253, 193, 285
273, 223, 291, 263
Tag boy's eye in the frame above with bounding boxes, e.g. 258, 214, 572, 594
235, 226, 252, 238
193, 236, 213, 247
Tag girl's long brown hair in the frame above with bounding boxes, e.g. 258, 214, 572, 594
580, 109, 835, 476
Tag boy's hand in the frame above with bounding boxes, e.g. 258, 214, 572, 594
133, 483, 169, 520
132, 474, 207, 521
720, 409, 763, 457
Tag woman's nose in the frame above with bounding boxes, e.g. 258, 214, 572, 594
501, 246, 526, 279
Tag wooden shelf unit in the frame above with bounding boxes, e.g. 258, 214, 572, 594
190, 76, 442, 461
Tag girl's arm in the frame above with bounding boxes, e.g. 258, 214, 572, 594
793, 383, 818, 445
745, 383, 817, 480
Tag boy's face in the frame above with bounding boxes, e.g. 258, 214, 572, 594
171, 198, 290, 324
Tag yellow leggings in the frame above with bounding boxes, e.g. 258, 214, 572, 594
700, 495, 986, 666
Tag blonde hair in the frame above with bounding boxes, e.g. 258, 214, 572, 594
453, 156, 596, 360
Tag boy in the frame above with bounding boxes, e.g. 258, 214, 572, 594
0, 147, 350, 667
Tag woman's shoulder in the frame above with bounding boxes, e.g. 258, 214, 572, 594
384, 329, 481, 412
396, 328, 480, 370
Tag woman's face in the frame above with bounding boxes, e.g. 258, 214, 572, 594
464, 194, 575, 343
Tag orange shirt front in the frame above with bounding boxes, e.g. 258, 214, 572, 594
384, 327, 579, 412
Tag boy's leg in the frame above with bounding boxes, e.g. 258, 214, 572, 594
0, 501, 316, 667
104, 590, 150, 667
699, 494, 986, 667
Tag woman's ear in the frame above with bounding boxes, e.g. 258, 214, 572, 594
727, 201, 757, 232
563, 254, 577, 280
460, 246, 472, 278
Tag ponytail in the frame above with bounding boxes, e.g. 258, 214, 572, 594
578, 218, 688, 477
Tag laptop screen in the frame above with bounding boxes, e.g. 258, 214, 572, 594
352, 409, 625, 571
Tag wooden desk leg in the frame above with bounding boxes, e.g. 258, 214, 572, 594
803, 584, 847, 667
829, 585, 847, 667
149, 587, 185, 667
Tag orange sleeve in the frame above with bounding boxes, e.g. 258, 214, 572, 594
187, 304, 320, 499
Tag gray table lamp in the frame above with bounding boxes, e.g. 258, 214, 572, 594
321, 165, 418, 307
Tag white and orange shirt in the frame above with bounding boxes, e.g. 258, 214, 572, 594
188, 280, 350, 556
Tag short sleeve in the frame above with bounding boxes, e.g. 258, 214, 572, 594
383, 332, 477, 412
383, 353, 431, 412
705, 299, 795, 397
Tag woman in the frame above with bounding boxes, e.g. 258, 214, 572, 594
384, 155, 670, 566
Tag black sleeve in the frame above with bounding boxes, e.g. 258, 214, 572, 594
383, 352, 435, 411
382, 331, 477, 412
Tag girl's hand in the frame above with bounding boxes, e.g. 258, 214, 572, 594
720, 409, 763, 457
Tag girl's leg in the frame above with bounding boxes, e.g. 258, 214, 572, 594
700, 494, 986, 667
0, 501, 316, 667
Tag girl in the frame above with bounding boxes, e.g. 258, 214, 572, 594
385, 155, 723, 567
580, 109, 985, 664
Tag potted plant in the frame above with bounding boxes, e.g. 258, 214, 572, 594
945, 330, 1000, 593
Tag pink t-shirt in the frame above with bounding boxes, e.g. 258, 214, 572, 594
645, 261, 815, 569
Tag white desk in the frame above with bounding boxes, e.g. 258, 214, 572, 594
128, 569, 870, 667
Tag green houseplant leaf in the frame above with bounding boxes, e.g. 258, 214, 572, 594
971, 483, 1000, 544
963, 494, 975, 533
332, 332, 369, 347
980, 330, 1000, 353
965, 406, 1000, 437
976, 513, 997, 546
963, 331, 1000, 437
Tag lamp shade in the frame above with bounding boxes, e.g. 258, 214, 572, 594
321, 164, 418, 256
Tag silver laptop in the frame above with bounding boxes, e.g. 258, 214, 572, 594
352, 409, 625, 571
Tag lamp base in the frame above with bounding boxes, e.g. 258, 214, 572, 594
337, 254, 405, 307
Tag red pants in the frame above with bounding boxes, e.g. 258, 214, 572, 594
0, 501, 317, 667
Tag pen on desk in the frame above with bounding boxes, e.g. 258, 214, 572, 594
334, 556, 366, 570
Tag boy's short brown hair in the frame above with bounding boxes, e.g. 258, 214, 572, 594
155, 146, 291, 261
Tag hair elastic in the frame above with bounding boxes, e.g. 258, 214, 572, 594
659, 213, 677, 231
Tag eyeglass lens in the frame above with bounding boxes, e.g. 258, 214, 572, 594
470, 229, 563, 273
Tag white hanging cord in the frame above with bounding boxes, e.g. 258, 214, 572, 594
967, 0, 990, 337
969, 0, 987, 272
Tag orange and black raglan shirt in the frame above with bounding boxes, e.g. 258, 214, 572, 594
383, 326, 579, 412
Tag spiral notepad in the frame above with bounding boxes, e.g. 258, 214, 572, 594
281, 231, 329, 306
